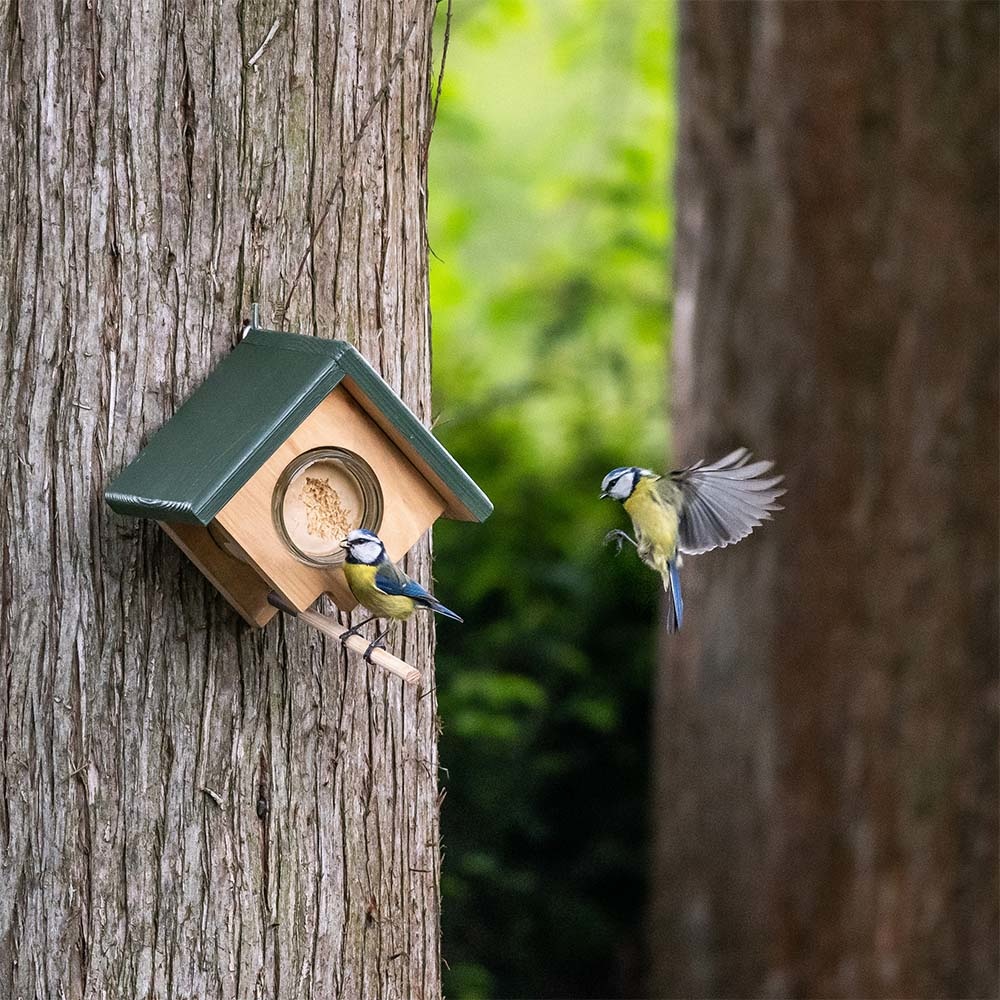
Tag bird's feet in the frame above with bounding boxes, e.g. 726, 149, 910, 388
604, 529, 637, 554
340, 615, 376, 643
363, 634, 389, 664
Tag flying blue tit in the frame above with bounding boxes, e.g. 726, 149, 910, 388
600, 448, 784, 632
339, 528, 462, 660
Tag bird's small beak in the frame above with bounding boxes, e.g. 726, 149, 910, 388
339, 538, 350, 550
599, 491, 610, 499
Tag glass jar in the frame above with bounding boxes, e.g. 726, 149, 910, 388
271, 447, 383, 566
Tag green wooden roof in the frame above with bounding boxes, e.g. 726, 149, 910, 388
105, 330, 492, 525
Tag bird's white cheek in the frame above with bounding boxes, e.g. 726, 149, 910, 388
351, 541, 382, 564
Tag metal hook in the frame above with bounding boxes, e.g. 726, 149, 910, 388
241, 303, 261, 340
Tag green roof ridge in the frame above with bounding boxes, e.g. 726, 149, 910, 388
105, 329, 492, 525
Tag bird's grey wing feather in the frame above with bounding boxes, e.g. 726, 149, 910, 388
671, 449, 785, 555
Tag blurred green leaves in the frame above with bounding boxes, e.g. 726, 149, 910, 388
429, 1, 674, 996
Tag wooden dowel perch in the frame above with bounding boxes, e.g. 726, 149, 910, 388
267, 592, 421, 686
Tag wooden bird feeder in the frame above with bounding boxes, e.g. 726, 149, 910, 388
105, 324, 491, 683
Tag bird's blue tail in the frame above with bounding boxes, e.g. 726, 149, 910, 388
665, 561, 683, 633
427, 598, 463, 623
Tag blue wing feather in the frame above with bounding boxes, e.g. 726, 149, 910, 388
374, 564, 433, 601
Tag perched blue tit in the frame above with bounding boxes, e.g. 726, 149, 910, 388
601, 448, 784, 632
339, 528, 462, 659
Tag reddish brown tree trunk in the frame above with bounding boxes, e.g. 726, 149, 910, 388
651, 3, 998, 997
0, 2, 442, 997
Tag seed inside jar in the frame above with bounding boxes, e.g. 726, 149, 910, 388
281, 461, 363, 558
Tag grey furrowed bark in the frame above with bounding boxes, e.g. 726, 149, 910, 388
0, 1, 442, 997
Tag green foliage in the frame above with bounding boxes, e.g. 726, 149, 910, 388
429, 2, 674, 996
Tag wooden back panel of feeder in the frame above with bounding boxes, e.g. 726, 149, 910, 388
163, 385, 446, 625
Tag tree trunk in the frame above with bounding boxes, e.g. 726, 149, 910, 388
651, 2, 998, 997
0, 2, 442, 997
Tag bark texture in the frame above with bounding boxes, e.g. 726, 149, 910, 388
651, 3, 998, 997
0, 1, 442, 997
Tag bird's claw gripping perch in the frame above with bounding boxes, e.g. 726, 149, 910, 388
604, 529, 637, 554
363, 635, 389, 664
340, 615, 375, 643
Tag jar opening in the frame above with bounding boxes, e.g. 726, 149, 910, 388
272, 448, 383, 566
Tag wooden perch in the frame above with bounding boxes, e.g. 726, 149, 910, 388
267, 592, 421, 686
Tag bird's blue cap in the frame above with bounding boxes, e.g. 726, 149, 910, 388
345, 528, 379, 541
341, 527, 383, 549
602, 466, 632, 484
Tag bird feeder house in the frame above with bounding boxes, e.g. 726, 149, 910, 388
105, 328, 492, 629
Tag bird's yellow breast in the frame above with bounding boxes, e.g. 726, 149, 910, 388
623, 478, 679, 572
342, 562, 416, 620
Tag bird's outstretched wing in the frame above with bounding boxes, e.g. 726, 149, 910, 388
669, 447, 785, 555
374, 560, 463, 622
